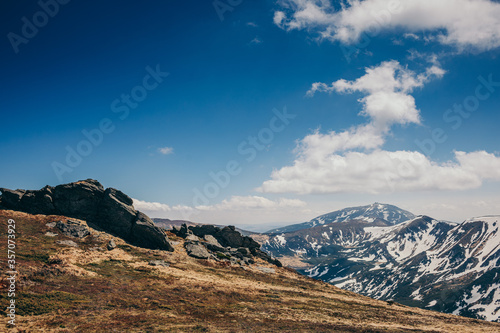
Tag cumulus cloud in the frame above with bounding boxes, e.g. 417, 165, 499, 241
275, 0, 500, 52
134, 196, 311, 228
196, 195, 307, 211
300, 60, 444, 159
158, 146, 174, 155
307, 60, 444, 130
258, 61, 500, 194
133, 196, 306, 213
259, 150, 500, 194
274, 11, 286, 25
133, 199, 193, 212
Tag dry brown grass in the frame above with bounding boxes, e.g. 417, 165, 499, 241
1, 210, 500, 333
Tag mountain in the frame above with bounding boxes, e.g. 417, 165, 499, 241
1, 209, 499, 332
267, 202, 415, 234
261, 209, 500, 322
3, 183, 499, 332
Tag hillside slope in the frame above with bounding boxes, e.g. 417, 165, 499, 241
2, 210, 500, 332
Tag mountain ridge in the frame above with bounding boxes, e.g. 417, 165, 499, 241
261, 209, 500, 322
266, 202, 415, 234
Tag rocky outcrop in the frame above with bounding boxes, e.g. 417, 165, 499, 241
172, 223, 281, 267
130, 212, 173, 251
0, 179, 173, 251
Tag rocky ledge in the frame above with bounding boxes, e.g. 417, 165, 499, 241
0, 179, 173, 251
172, 224, 282, 267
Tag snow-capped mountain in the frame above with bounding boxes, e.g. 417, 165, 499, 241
267, 203, 415, 234
261, 208, 500, 322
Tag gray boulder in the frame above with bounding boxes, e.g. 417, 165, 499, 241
205, 243, 226, 252
203, 234, 226, 252
52, 179, 105, 220
187, 224, 259, 250
130, 212, 174, 251
172, 223, 191, 238
56, 240, 79, 247
19, 186, 56, 215
107, 239, 116, 250
98, 188, 137, 236
204, 234, 222, 247
185, 242, 210, 259
217, 226, 260, 250
56, 220, 90, 238
237, 247, 251, 257
0, 188, 25, 210
186, 234, 200, 241
188, 224, 219, 238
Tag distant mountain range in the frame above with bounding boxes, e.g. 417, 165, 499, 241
260, 203, 500, 322
266, 203, 415, 233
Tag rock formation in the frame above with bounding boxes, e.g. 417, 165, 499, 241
0, 179, 173, 251
172, 224, 282, 267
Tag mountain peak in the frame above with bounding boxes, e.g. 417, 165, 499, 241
267, 203, 416, 234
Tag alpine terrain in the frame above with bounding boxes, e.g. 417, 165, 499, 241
4, 181, 500, 332
261, 203, 500, 322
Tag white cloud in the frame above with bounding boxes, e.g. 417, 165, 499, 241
274, 11, 286, 26
258, 61, 500, 194
134, 196, 310, 229
158, 146, 174, 155
307, 60, 444, 130
275, 0, 500, 52
134, 195, 306, 214
301, 60, 444, 159
247, 22, 258, 27
133, 199, 193, 213
196, 195, 307, 211
403, 33, 420, 40
259, 150, 500, 194
250, 36, 263, 45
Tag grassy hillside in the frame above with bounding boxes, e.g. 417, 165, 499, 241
1, 210, 500, 332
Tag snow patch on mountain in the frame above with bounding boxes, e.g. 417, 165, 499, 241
263, 212, 500, 322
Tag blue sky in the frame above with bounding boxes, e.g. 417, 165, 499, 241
1, 0, 500, 231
